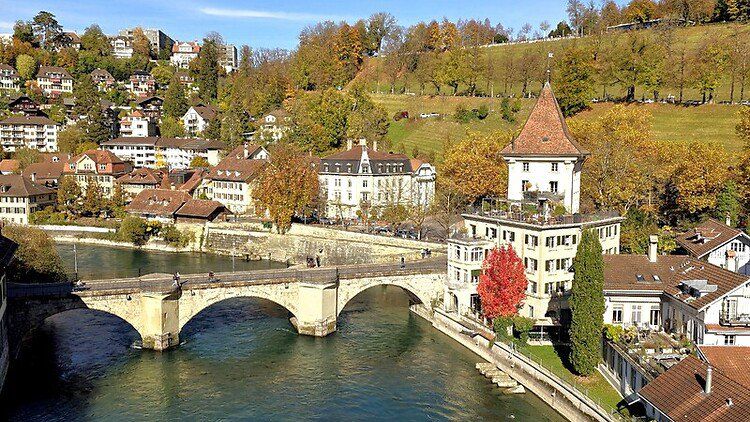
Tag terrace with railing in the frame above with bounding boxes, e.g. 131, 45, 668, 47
464, 197, 621, 227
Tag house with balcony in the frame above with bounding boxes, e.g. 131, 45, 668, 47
63, 149, 132, 197
128, 71, 156, 98
116, 168, 168, 198
0, 115, 59, 152
0, 174, 56, 225
36, 66, 73, 97
170, 41, 200, 68
154, 137, 224, 170
181, 104, 217, 135
8, 96, 41, 116
91, 68, 116, 91
0, 64, 20, 91
445, 83, 622, 339
100, 137, 158, 168
676, 218, 750, 275
119, 110, 156, 138
318, 139, 436, 221
136, 96, 163, 122
258, 109, 290, 142
110, 36, 133, 59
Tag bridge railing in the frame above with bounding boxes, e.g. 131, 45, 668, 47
7, 282, 74, 298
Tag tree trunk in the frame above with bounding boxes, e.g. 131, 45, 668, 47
627, 85, 635, 102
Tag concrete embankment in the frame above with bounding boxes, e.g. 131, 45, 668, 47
410, 305, 614, 422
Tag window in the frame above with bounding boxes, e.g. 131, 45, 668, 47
363, 179, 368, 188
503, 230, 515, 242
549, 181, 558, 194
525, 234, 538, 247
725, 335, 736, 345
612, 306, 623, 323
545, 260, 554, 272
521, 180, 529, 192
522, 162, 530, 172
528, 305, 534, 318
731, 242, 746, 252
631, 305, 642, 325
650, 307, 661, 326
528, 281, 537, 294
551, 163, 559, 172
524, 257, 537, 272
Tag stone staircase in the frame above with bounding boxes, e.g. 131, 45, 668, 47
476, 362, 525, 394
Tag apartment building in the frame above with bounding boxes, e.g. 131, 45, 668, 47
100, 137, 223, 169
200, 144, 269, 214
676, 218, 750, 275
0, 64, 20, 91
36, 66, 73, 97
63, 149, 132, 197
116, 168, 168, 198
0, 174, 56, 225
445, 82, 622, 336
119, 110, 156, 138
136, 96, 163, 121
170, 41, 200, 68
91, 68, 116, 91
128, 71, 155, 98
110, 36, 133, 59
318, 139, 436, 220
220, 44, 238, 73
118, 28, 174, 55
0, 115, 59, 152
181, 105, 217, 135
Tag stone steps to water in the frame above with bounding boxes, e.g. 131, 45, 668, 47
476, 362, 523, 393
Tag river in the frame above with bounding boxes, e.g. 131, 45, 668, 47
1, 245, 564, 421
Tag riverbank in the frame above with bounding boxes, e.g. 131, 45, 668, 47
411, 305, 618, 422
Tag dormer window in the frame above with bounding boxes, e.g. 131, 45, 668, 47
362, 164, 370, 173
346, 163, 352, 173
323, 164, 329, 172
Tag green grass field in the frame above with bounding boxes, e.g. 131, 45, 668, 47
372, 93, 745, 160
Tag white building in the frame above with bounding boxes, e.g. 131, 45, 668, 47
0, 115, 59, 152
100, 137, 223, 170
182, 105, 217, 136
318, 139, 436, 220
110, 36, 133, 59
200, 144, 269, 214
170, 41, 200, 69
0, 64, 20, 91
100, 137, 158, 168
128, 71, 155, 98
0, 174, 56, 225
36, 66, 73, 97
258, 109, 290, 142
676, 218, 750, 275
445, 83, 621, 338
91, 68, 116, 91
119, 110, 156, 138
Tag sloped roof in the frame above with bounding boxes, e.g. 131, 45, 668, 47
321, 145, 416, 174
178, 169, 206, 193
23, 160, 65, 181
37, 66, 72, 79
70, 149, 125, 166
0, 174, 55, 197
0, 114, 57, 126
501, 82, 589, 157
90, 68, 114, 80
0, 63, 19, 77
191, 104, 218, 121
117, 168, 164, 185
676, 218, 745, 258
137, 96, 163, 106
102, 137, 159, 146
639, 355, 750, 422
0, 159, 19, 173
700, 346, 750, 389
126, 189, 191, 216
208, 149, 266, 183
175, 199, 226, 219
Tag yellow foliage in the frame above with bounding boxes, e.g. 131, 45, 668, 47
439, 131, 510, 202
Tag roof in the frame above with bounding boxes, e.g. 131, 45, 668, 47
155, 137, 223, 150
178, 169, 206, 192
126, 189, 191, 217
0, 159, 19, 173
0, 174, 56, 197
64, 32, 81, 43
91, 68, 114, 79
0, 114, 57, 126
102, 137, 159, 146
225, 144, 264, 160
321, 145, 416, 174
8, 95, 37, 107
172, 41, 200, 53
266, 108, 289, 119
676, 219, 745, 258
175, 199, 226, 218
117, 168, 165, 186
137, 96, 163, 106
208, 153, 266, 182
501, 82, 589, 158
603, 254, 750, 310
37, 66, 72, 79
699, 346, 750, 389
71, 149, 125, 165
0, 234, 18, 269
639, 355, 750, 422
0, 63, 19, 77
190, 105, 218, 121
23, 160, 65, 181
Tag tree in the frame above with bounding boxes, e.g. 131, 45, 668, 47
557, 43, 596, 116
13, 147, 40, 171
15, 54, 37, 80
194, 37, 220, 102
159, 116, 186, 138
569, 229, 605, 376
119, 216, 149, 246
73, 73, 100, 117
440, 132, 509, 203
57, 175, 82, 216
714, 180, 742, 226
691, 36, 727, 103
254, 144, 319, 234
190, 156, 210, 168
477, 245, 528, 320
131, 27, 152, 58
82, 177, 106, 216
13, 20, 35, 44
150, 65, 174, 86
31, 11, 63, 49
738, 106, 750, 148
162, 74, 189, 119
80, 24, 111, 57
2, 225, 67, 283
84, 103, 112, 144
57, 125, 87, 154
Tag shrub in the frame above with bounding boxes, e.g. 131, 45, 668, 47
160, 225, 193, 247
493, 315, 514, 340
500, 98, 521, 122
118, 216, 149, 246
476, 104, 489, 120
2, 225, 68, 283
454, 104, 474, 123
512, 316, 535, 344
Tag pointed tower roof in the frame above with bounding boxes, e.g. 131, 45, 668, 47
502, 82, 589, 158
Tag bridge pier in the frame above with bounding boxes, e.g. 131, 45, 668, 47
291, 282, 338, 337
140, 292, 180, 351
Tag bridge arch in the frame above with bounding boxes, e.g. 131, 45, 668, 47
177, 284, 300, 332
337, 276, 435, 317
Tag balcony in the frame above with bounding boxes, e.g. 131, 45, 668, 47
465, 197, 621, 227
720, 312, 750, 326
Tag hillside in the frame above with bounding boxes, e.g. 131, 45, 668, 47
362, 23, 749, 103
372, 94, 744, 160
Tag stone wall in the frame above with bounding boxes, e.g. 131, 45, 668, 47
205, 223, 446, 265
0, 321, 8, 395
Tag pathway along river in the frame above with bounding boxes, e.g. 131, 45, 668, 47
1, 244, 563, 421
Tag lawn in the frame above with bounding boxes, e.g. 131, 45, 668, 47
373, 93, 744, 160
517, 344, 625, 417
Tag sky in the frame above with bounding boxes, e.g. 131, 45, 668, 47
1, 0, 597, 50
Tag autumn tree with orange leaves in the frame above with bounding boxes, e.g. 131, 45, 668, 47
254, 144, 319, 234
477, 245, 528, 320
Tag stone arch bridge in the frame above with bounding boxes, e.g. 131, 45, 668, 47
7, 259, 446, 353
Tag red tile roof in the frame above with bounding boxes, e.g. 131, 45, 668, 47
501, 82, 588, 157
639, 355, 750, 422
0, 114, 57, 126
0, 174, 55, 197
175, 199, 226, 219
0, 160, 19, 173
178, 169, 206, 193
700, 346, 750, 389
117, 168, 165, 186
191, 105, 217, 121
125, 189, 191, 217
676, 219, 745, 258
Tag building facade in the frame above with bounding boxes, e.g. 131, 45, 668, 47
0, 64, 20, 91
0, 174, 56, 225
128, 71, 156, 98
445, 83, 621, 336
181, 105, 217, 136
676, 218, 750, 275
110, 36, 133, 59
64, 150, 132, 197
200, 144, 269, 214
0, 115, 59, 152
91, 68, 116, 91
36, 66, 73, 96
101, 137, 223, 170
318, 139, 436, 220
220, 44, 238, 73
119, 110, 156, 138
170, 41, 200, 68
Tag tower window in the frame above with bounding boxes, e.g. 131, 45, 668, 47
522, 162, 530, 172
551, 163, 558, 172
549, 181, 558, 193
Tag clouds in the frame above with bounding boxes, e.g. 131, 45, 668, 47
0, 21, 14, 31
198, 6, 347, 22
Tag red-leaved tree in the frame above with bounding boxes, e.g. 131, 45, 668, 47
477, 245, 528, 320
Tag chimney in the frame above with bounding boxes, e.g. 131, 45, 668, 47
372, 139, 378, 151
346, 139, 353, 150
726, 214, 732, 227
30, 172, 36, 182
243, 142, 249, 159
648, 235, 658, 263
705, 365, 713, 395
